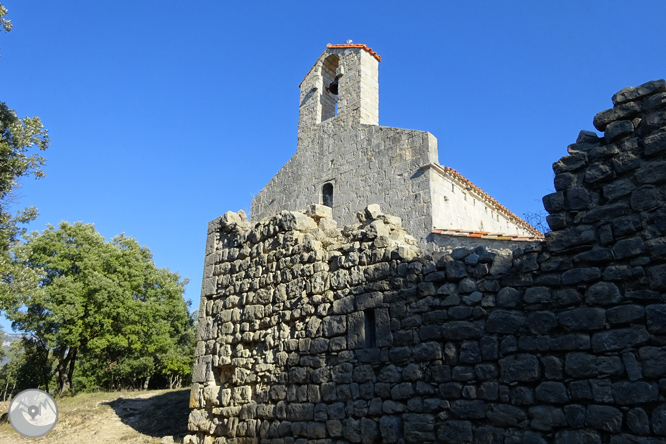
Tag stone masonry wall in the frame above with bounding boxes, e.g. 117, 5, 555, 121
251, 119, 439, 246
187, 79, 666, 444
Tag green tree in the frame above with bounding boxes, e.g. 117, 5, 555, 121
9, 222, 191, 396
0, 3, 12, 33
0, 336, 50, 399
0, 3, 51, 307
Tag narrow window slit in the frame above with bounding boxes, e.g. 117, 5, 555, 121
323, 183, 333, 208
364, 309, 376, 348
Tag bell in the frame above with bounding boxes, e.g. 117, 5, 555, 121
327, 77, 339, 95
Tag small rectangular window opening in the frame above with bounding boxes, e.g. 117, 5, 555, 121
364, 309, 376, 348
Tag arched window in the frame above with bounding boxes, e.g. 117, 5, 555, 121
322, 183, 333, 208
321, 54, 340, 121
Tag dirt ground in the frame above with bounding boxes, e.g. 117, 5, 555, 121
0, 388, 190, 443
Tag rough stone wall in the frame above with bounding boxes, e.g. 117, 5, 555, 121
251, 119, 439, 245
188, 79, 666, 444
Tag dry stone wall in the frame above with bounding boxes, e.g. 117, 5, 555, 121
186, 79, 666, 444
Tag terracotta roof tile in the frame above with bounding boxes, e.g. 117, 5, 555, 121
327, 43, 381, 62
432, 227, 544, 242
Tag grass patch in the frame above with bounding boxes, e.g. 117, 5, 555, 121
0, 388, 190, 443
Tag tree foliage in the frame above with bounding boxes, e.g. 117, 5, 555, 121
0, 3, 195, 396
0, 101, 50, 308
6, 222, 194, 395
0, 3, 11, 33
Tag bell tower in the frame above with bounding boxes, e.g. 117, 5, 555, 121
297, 43, 380, 141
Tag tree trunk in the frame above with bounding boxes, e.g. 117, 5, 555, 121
142, 375, 151, 391
66, 347, 78, 388
55, 346, 78, 396
3, 374, 10, 402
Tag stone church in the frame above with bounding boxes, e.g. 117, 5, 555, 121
250, 44, 542, 247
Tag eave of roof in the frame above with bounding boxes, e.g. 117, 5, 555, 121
326, 43, 382, 62
299, 44, 381, 87
432, 228, 544, 242
423, 162, 543, 238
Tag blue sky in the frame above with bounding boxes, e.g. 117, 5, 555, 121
1, 1, 665, 332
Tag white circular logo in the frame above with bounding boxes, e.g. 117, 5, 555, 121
8, 389, 59, 438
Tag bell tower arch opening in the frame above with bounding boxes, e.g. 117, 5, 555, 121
321, 54, 339, 121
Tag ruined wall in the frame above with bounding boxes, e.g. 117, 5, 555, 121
187, 79, 666, 444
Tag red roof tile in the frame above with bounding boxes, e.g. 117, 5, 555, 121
327, 43, 381, 62
432, 227, 544, 242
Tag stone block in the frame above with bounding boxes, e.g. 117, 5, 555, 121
606, 304, 644, 324
626, 408, 650, 435
305, 204, 332, 220
611, 381, 659, 405
605, 120, 634, 143
528, 405, 566, 431
365, 204, 383, 220
646, 304, 666, 334
436, 420, 472, 443
591, 326, 650, 352
594, 101, 640, 131
639, 346, 666, 378
379, 415, 402, 443
558, 307, 606, 331
486, 310, 526, 334
612, 79, 666, 105
499, 354, 541, 383
450, 400, 487, 419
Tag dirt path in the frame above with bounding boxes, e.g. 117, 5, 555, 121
0, 389, 190, 443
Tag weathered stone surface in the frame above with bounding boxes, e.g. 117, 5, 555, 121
646, 305, 666, 334
442, 321, 483, 340
526, 311, 558, 334
446, 261, 468, 281
612, 79, 666, 105
584, 282, 622, 305
652, 404, 666, 436
591, 326, 650, 352
561, 267, 601, 285
585, 163, 614, 183
450, 400, 487, 419
558, 308, 606, 332
639, 346, 666, 378
565, 352, 598, 378
607, 304, 644, 325
554, 153, 588, 173
594, 102, 640, 131
627, 408, 651, 436
554, 430, 601, 444
379, 416, 403, 443
535, 382, 568, 404
611, 381, 659, 405
586, 405, 622, 433
486, 310, 526, 334
499, 354, 541, 383
529, 405, 566, 431
437, 420, 472, 444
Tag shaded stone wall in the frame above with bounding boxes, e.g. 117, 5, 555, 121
186, 79, 666, 444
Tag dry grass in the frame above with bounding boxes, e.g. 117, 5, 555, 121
0, 388, 190, 443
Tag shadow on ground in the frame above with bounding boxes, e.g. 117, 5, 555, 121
104, 389, 190, 438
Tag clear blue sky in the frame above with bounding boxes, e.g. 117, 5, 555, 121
1, 2, 665, 333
